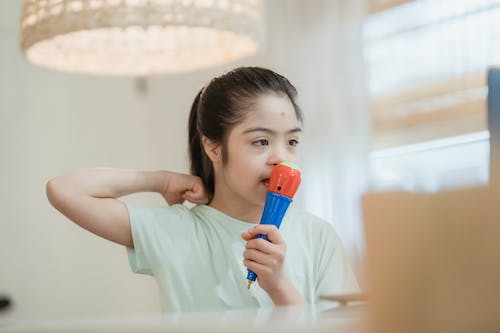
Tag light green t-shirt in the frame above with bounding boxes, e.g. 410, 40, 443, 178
126, 203, 359, 313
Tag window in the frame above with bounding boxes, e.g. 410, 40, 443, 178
369, 131, 489, 191
364, 0, 499, 191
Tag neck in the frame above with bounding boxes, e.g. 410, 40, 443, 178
208, 191, 263, 224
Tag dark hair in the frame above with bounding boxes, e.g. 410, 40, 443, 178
188, 66, 303, 201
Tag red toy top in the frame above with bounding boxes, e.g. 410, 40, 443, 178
268, 162, 302, 198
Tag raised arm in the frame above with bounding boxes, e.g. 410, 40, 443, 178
46, 168, 208, 248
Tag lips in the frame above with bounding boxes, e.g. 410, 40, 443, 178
261, 178, 270, 187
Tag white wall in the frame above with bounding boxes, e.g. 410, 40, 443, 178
0, 0, 266, 321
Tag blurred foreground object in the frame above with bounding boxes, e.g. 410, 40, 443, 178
320, 293, 368, 307
363, 187, 500, 333
19, 0, 264, 76
488, 67, 500, 187
0, 296, 11, 312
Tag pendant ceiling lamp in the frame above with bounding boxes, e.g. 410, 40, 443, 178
20, 0, 264, 76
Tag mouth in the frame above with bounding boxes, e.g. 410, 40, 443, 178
261, 178, 270, 187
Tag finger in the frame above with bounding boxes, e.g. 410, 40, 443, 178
242, 225, 285, 245
243, 259, 271, 277
243, 249, 274, 266
244, 238, 276, 255
186, 180, 208, 199
182, 191, 197, 200
182, 191, 209, 204
191, 182, 201, 193
191, 179, 207, 196
240, 230, 253, 241
165, 194, 184, 205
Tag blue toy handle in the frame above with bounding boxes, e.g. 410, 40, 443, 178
246, 191, 292, 283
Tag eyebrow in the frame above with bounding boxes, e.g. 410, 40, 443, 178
242, 127, 302, 135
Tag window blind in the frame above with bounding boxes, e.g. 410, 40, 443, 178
365, 0, 500, 148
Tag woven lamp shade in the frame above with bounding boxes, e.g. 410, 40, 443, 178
20, 0, 264, 76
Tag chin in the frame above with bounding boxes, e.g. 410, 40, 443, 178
250, 184, 267, 206
256, 194, 267, 207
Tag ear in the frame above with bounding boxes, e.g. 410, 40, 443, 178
201, 136, 222, 164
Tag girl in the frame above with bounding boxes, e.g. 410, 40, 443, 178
46, 67, 358, 313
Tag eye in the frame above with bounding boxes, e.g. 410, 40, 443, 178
288, 139, 299, 147
253, 139, 269, 147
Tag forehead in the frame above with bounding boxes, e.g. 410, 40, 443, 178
235, 93, 300, 132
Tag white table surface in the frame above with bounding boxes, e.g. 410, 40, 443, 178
0, 304, 367, 333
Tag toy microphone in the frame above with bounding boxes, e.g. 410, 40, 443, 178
246, 162, 302, 289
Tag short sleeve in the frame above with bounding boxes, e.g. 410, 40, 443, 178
315, 222, 360, 297
125, 203, 195, 276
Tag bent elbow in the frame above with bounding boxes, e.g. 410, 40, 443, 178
46, 178, 61, 208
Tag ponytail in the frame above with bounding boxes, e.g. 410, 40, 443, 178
188, 88, 215, 201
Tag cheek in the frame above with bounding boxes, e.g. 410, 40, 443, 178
288, 153, 299, 163
226, 153, 263, 182
226, 141, 267, 174
231, 156, 260, 175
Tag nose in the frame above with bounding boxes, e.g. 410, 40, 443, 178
267, 145, 289, 166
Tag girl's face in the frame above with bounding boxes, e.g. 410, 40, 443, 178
216, 93, 302, 207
